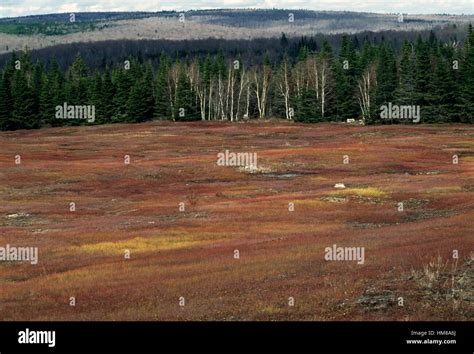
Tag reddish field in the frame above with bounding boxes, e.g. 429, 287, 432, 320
0, 121, 472, 320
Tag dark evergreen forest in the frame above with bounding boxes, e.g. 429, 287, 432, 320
0, 25, 473, 130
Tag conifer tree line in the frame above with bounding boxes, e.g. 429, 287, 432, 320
0, 26, 473, 131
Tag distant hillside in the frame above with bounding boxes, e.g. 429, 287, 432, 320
0, 9, 472, 54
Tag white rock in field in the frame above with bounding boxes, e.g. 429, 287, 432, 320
245, 165, 259, 173
238, 164, 272, 174
7, 212, 30, 218
334, 183, 346, 189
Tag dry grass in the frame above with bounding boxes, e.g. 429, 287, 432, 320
407, 253, 473, 318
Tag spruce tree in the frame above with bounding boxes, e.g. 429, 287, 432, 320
155, 53, 171, 119
127, 67, 154, 123
113, 68, 133, 122
39, 75, 54, 126
433, 46, 457, 123
101, 71, 116, 124
461, 24, 474, 123
0, 71, 13, 130
11, 70, 38, 129
375, 44, 398, 123
90, 73, 103, 123
395, 41, 416, 107
175, 66, 199, 121
414, 36, 432, 121
296, 87, 319, 122
333, 35, 359, 120
49, 59, 66, 127
63, 54, 90, 126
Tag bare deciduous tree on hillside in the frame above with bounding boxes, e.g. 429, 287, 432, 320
276, 55, 292, 120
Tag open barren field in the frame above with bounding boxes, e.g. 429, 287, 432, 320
0, 121, 473, 320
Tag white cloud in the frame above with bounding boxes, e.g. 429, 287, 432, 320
57, 3, 80, 13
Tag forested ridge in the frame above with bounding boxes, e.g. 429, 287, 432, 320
0, 25, 473, 130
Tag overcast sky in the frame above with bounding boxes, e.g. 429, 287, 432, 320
0, 0, 472, 18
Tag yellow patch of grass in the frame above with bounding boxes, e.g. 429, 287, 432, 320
426, 186, 463, 193
257, 304, 281, 315
295, 199, 327, 208
246, 222, 340, 235
460, 156, 474, 163
451, 140, 474, 147
329, 187, 387, 198
72, 235, 207, 255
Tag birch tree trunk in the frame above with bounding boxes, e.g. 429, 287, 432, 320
236, 66, 248, 121
208, 80, 213, 120
277, 59, 291, 120
357, 65, 377, 122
